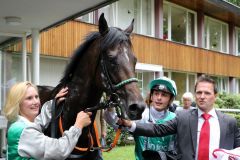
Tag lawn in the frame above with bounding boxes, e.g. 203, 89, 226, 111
103, 145, 135, 160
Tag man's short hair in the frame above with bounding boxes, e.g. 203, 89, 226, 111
194, 75, 218, 94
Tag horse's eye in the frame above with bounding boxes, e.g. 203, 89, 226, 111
108, 56, 118, 65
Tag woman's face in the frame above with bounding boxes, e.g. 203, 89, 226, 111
19, 86, 40, 122
182, 97, 192, 109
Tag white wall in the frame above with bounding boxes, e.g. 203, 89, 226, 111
40, 57, 68, 87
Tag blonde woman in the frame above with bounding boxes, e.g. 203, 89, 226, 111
4, 81, 92, 160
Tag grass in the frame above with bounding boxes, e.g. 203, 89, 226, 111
103, 145, 135, 160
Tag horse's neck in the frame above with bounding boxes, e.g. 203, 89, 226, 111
70, 67, 103, 108
71, 43, 103, 106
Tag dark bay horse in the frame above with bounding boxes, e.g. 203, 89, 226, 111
38, 13, 145, 159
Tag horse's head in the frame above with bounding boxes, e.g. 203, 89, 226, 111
98, 13, 145, 120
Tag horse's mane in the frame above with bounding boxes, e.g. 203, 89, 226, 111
59, 27, 132, 86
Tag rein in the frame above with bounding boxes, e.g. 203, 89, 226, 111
84, 94, 124, 152
59, 116, 94, 152
56, 93, 124, 154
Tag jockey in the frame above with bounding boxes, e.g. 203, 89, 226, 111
105, 76, 178, 160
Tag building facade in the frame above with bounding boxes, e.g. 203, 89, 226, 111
1, 0, 240, 107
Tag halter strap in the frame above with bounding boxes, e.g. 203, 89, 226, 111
93, 120, 122, 152
59, 116, 94, 152
114, 78, 138, 89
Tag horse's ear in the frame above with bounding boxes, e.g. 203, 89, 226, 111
99, 13, 109, 36
124, 19, 134, 34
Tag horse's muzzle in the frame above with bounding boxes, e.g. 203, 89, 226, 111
127, 102, 145, 120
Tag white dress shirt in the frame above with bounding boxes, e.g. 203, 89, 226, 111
196, 108, 220, 160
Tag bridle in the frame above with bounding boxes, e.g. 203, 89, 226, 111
101, 54, 138, 92
94, 31, 139, 117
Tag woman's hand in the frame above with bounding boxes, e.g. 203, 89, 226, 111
55, 87, 68, 105
74, 111, 92, 129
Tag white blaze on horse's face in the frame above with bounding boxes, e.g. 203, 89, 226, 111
109, 47, 129, 62
123, 47, 130, 62
109, 50, 118, 57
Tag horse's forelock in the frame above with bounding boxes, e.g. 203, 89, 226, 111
101, 27, 132, 51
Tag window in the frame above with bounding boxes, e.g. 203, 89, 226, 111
238, 79, 240, 94
163, 71, 196, 101
76, 12, 94, 23
171, 6, 187, 44
163, 5, 169, 39
204, 17, 228, 53
115, 0, 134, 28
171, 72, 187, 100
236, 27, 240, 56
116, 0, 154, 36
1, 52, 20, 110
136, 71, 155, 98
163, 2, 196, 45
98, 4, 117, 27
211, 76, 229, 93
0, 51, 2, 110
140, 0, 154, 35
188, 74, 196, 94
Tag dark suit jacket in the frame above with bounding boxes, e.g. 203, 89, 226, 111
134, 109, 240, 160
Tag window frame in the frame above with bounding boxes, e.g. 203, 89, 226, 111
163, 1, 197, 46
204, 16, 229, 53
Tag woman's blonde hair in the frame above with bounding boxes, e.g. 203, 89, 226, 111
3, 81, 38, 123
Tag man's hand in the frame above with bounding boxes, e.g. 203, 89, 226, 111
117, 118, 133, 128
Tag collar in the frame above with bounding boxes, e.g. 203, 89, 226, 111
150, 106, 167, 120
18, 115, 34, 125
197, 107, 218, 119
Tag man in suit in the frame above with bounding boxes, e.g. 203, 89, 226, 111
122, 75, 240, 160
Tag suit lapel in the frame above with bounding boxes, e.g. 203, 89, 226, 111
190, 109, 198, 153
216, 111, 227, 148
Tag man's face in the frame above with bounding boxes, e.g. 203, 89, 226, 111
195, 82, 216, 112
151, 90, 172, 111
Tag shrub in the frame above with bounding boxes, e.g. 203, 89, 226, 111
235, 114, 240, 127
215, 93, 240, 127
215, 93, 240, 109
106, 124, 134, 146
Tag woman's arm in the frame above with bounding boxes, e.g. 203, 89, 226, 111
34, 100, 53, 129
18, 124, 81, 160
19, 111, 91, 160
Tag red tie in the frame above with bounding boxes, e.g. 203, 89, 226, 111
198, 113, 211, 160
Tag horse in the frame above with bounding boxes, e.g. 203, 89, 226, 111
38, 13, 145, 160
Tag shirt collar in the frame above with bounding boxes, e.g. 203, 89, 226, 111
197, 107, 218, 119
18, 115, 34, 125
150, 106, 166, 120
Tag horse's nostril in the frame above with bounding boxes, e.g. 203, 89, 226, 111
129, 104, 137, 112
128, 103, 145, 120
